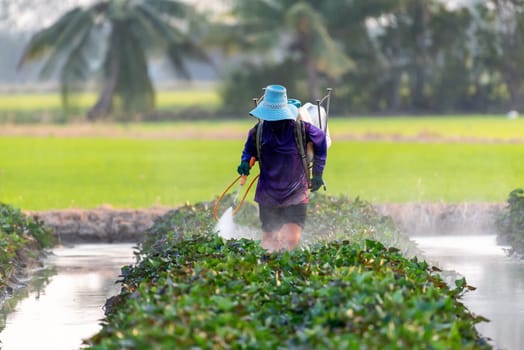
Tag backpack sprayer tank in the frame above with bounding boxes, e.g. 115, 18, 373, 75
297, 102, 332, 163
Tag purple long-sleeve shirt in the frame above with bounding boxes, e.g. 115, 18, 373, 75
241, 120, 327, 207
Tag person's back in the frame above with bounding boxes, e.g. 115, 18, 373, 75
237, 84, 327, 252
252, 120, 308, 206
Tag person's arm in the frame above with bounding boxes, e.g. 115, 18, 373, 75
238, 126, 257, 175
241, 126, 257, 162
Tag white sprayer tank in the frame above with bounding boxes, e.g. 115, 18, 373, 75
298, 102, 332, 162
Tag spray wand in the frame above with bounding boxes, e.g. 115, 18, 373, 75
213, 157, 258, 221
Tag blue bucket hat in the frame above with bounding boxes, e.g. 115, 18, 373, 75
287, 98, 302, 108
249, 85, 298, 121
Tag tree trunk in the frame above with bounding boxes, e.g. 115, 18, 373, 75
411, 0, 429, 110
388, 27, 403, 112
503, 66, 523, 110
87, 55, 118, 121
496, 0, 524, 110
389, 69, 402, 112
303, 38, 320, 101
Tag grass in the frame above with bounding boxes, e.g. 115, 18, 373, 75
0, 89, 221, 111
0, 89, 222, 123
0, 134, 522, 210
327, 115, 524, 141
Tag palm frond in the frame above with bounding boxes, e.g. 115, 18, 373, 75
38, 9, 97, 79
134, 3, 184, 44
17, 8, 84, 69
142, 0, 189, 18
227, 0, 287, 51
61, 26, 108, 110
136, 2, 211, 78
287, 2, 353, 77
312, 28, 354, 77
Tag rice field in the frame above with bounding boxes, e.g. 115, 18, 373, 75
1, 88, 523, 210
1, 125, 522, 210
0, 89, 221, 111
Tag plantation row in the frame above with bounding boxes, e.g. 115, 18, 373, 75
84, 195, 491, 349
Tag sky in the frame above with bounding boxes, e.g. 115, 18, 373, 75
0, 0, 477, 33
0, 0, 97, 32
0, 0, 229, 33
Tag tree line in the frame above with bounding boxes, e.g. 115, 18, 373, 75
16, 0, 524, 118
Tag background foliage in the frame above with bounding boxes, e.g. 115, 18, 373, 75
5, 0, 524, 119
496, 188, 524, 256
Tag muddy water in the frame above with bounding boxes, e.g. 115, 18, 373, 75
412, 234, 524, 350
0, 244, 136, 350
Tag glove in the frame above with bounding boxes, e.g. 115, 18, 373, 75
311, 174, 324, 192
237, 161, 251, 176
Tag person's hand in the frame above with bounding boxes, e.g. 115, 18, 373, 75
311, 174, 324, 192
237, 161, 251, 176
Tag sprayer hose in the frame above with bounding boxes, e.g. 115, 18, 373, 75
232, 174, 259, 216
213, 174, 260, 221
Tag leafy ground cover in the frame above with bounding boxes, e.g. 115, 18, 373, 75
1, 135, 523, 210
86, 195, 490, 349
0, 203, 54, 298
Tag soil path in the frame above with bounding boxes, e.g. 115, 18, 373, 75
2, 123, 524, 143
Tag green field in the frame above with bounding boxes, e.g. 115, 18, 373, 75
328, 115, 524, 141
1, 128, 522, 209
0, 89, 221, 111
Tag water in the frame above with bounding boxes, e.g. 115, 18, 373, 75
412, 234, 524, 350
215, 206, 257, 240
215, 206, 239, 239
0, 243, 136, 350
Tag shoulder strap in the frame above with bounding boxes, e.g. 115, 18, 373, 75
255, 120, 263, 167
294, 120, 311, 188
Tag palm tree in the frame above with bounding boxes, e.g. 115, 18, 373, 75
18, 0, 210, 120
226, 0, 353, 100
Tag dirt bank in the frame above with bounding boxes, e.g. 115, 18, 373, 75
2, 123, 523, 143
26, 208, 169, 244
27, 203, 505, 244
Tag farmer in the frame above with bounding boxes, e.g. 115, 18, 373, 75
237, 84, 327, 252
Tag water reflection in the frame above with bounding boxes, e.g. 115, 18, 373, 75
0, 244, 136, 350
0, 267, 55, 334
412, 235, 524, 350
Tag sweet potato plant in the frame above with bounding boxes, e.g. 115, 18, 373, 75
0, 203, 54, 294
87, 195, 490, 349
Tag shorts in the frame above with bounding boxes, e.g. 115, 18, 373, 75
259, 203, 307, 232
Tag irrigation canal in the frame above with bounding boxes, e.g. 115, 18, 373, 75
412, 234, 524, 350
0, 243, 136, 350
0, 236, 522, 349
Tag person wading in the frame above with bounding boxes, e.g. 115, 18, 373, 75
237, 84, 327, 252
